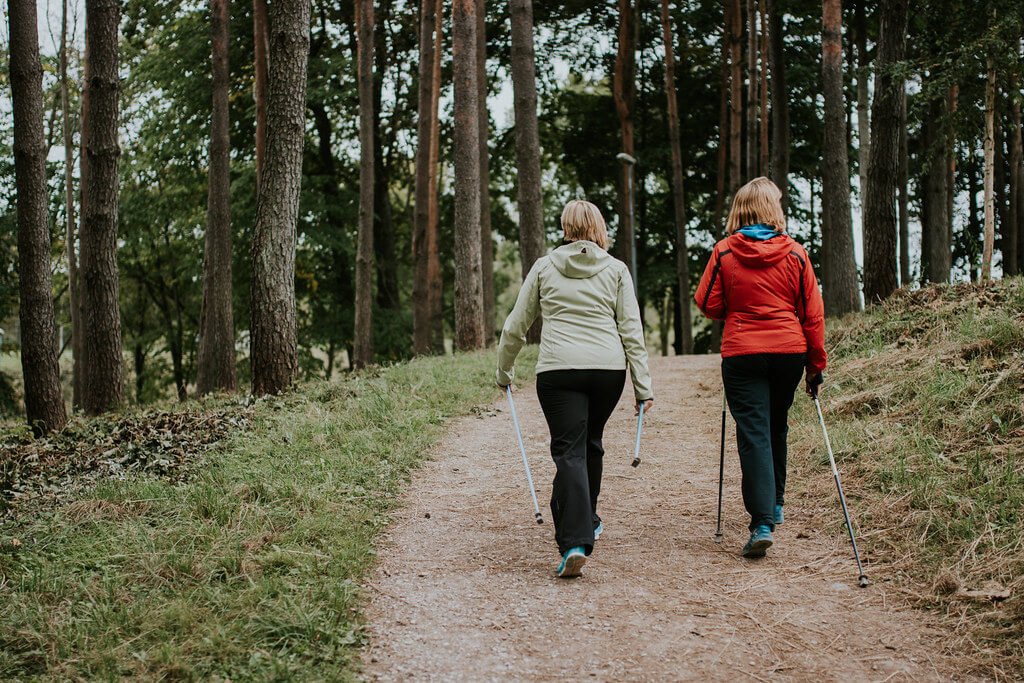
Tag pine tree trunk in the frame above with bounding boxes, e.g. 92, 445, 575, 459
452, 0, 485, 351
922, 96, 950, 283
197, 0, 237, 394
982, 57, 995, 282
509, 0, 544, 343
995, 120, 1008, 273
428, 0, 444, 351
413, 0, 436, 355
477, 0, 495, 346
9, 0, 68, 433
758, 0, 768, 177
659, 0, 692, 354
820, 0, 860, 314
854, 0, 869, 217
715, 10, 729, 230
946, 86, 958, 270
898, 88, 910, 284
60, 0, 81, 410
614, 0, 636, 274
861, 0, 906, 303
745, 0, 757, 179
352, 0, 375, 368
250, 0, 310, 391
76, 34, 89, 410
1007, 87, 1021, 277
766, 0, 788, 211
253, 0, 268, 192
728, 0, 742, 196
80, 0, 125, 414
372, 0, 399, 312
968, 157, 981, 280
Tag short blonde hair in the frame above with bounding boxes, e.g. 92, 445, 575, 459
560, 200, 610, 249
725, 177, 787, 235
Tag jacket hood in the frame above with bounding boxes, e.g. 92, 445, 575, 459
726, 232, 796, 268
549, 240, 614, 278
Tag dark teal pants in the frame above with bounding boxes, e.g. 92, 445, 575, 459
722, 353, 806, 531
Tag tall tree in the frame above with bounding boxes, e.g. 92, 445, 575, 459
728, 0, 742, 196
1007, 84, 1022, 277
413, 0, 437, 355
659, 0, 691, 354
80, 0, 125, 414
714, 7, 729, 229
254, 0, 268, 191
746, 0, 757, 178
921, 95, 950, 283
614, 0, 636, 275
250, 0, 310, 392
898, 88, 910, 284
196, 0, 237, 394
76, 37, 89, 411
820, 0, 860, 314
452, 0, 485, 350
428, 0, 444, 350
60, 0, 81, 408
861, 0, 907, 302
758, 0, 769, 176
509, 0, 544, 343
854, 0, 870, 212
982, 56, 995, 282
766, 0, 788, 211
9, 0, 68, 433
477, 0, 495, 345
352, 0, 375, 368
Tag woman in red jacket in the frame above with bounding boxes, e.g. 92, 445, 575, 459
695, 177, 826, 558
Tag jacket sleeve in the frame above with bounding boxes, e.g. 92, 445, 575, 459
615, 267, 653, 401
694, 244, 727, 320
801, 256, 827, 374
496, 262, 542, 386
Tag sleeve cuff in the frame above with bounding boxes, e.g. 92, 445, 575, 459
496, 367, 515, 387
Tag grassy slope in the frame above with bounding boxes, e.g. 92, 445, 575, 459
786, 279, 1023, 675
0, 347, 537, 680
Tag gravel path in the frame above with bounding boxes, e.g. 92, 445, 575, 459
362, 355, 962, 681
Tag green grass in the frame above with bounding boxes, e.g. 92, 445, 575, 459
787, 278, 1024, 674
0, 347, 537, 680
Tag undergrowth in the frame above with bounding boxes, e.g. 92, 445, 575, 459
788, 278, 1024, 676
0, 347, 536, 680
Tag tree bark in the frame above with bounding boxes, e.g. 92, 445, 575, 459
352, 0, 375, 368
509, 0, 544, 343
80, 0, 125, 414
854, 0, 869, 219
60, 0, 81, 410
428, 0, 444, 350
452, 0, 485, 351
758, 0, 768, 177
253, 0, 268, 192
861, 0, 906, 303
250, 0, 310, 392
921, 95, 950, 283
982, 57, 995, 282
946, 86, 958, 272
715, 8, 729, 230
413, 0, 437, 355
1007, 84, 1021, 277
898, 87, 910, 284
820, 0, 860, 314
477, 0, 495, 346
746, 0, 757, 179
9, 0, 68, 433
614, 0, 636, 274
76, 29, 90, 411
766, 0, 788, 212
728, 0, 742, 196
197, 0, 237, 394
372, 0, 399, 312
659, 0, 692, 354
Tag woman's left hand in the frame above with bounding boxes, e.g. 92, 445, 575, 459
635, 398, 653, 415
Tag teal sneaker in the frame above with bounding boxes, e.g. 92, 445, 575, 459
594, 521, 604, 540
775, 505, 784, 525
742, 525, 773, 558
557, 547, 586, 578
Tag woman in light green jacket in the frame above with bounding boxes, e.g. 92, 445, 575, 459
497, 200, 653, 578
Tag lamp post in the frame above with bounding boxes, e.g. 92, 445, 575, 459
616, 152, 638, 295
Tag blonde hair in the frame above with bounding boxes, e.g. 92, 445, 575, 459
560, 200, 610, 249
725, 177, 787, 235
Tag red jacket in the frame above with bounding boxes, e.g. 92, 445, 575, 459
694, 232, 826, 374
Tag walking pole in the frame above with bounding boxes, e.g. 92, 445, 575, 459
505, 386, 544, 524
810, 376, 869, 588
714, 392, 726, 543
631, 402, 645, 467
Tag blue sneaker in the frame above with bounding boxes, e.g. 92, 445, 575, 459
775, 505, 784, 525
557, 546, 586, 577
742, 525, 773, 558
594, 521, 604, 540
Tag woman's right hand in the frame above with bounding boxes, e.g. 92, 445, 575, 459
805, 372, 822, 398
635, 398, 653, 415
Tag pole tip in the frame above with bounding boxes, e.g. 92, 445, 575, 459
714, 533, 723, 544
631, 458, 641, 468
859, 575, 870, 588
535, 513, 543, 524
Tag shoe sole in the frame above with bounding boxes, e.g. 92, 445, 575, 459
742, 538, 773, 558
558, 553, 585, 578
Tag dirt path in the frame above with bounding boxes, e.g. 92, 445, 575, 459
362, 355, 962, 681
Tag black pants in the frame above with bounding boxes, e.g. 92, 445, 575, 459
722, 353, 805, 531
536, 369, 626, 556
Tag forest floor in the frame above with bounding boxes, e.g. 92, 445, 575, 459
362, 354, 972, 681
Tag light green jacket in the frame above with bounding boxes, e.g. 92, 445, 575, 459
496, 240, 653, 401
